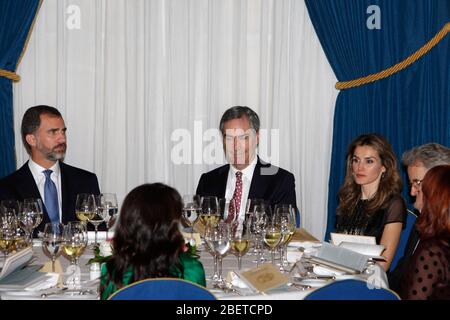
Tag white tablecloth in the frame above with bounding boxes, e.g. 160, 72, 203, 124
0, 235, 389, 300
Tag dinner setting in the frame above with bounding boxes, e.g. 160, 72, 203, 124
0, 0, 449, 305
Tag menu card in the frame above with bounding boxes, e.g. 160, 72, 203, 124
237, 263, 289, 293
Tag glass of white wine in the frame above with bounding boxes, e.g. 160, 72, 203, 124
263, 212, 282, 266
274, 204, 296, 272
229, 220, 251, 270
0, 203, 18, 259
199, 196, 220, 232
62, 221, 88, 289
42, 222, 64, 272
75, 193, 96, 246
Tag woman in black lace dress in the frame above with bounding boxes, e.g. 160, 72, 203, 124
335, 134, 406, 271
401, 165, 450, 300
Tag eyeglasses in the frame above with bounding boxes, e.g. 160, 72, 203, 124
409, 179, 423, 189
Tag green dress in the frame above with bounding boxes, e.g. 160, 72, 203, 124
100, 252, 206, 300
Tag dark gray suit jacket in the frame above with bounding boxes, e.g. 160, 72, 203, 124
196, 157, 297, 211
0, 161, 101, 233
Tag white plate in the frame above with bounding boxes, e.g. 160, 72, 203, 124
333, 274, 361, 281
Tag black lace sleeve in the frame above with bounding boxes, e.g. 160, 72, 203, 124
383, 194, 406, 226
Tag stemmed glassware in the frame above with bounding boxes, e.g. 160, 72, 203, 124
205, 219, 230, 288
274, 204, 296, 272
182, 195, 201, 243
62, 221, 88, 289
18, 198, 43, 244
229, 219, 251, 270
263, 210, 282, 266
99, 193, 118, 235
199, 196, 220, 231
75, 193, 96, 223
42, 222, 64, 272
249, 202, 269, 266
75, 193, 97, 246
0, 205, 19, 259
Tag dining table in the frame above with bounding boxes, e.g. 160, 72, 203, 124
0, 231, 389, 300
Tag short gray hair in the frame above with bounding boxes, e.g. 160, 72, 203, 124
219, 106, 260, 135
402, 143, 450, 169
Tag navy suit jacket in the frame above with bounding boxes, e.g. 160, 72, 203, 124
196, 157, 297, 211
0, 161, 101, 233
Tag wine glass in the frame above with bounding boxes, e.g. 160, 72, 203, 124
274, 204, 296, 272
229, 219, 251, 270
250, 202, 269, 266
263, 211, 282, 265
75, 193, 96, 223
99, 193, 118, 237
0, 213, 18, 259
199, 196, 220, 232
42, 222, 64, 272
18, 198, 43, 243
62, 221, 88, 289
204, 219, 219, 284
207, 220, 230, 288
87, 195, 107, 247
182, 195, 200, 244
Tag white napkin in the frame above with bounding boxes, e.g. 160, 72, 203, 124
312, 265, 346, 276
286, 250, 303, 263
24, 273, 60, 291
227, 271, 250, 289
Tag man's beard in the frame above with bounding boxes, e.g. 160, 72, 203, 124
45, 144, 66, 161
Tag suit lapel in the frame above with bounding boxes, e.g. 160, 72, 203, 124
217, 165, 229, 198
248, 157, 267, 199
59, 162, 70, 224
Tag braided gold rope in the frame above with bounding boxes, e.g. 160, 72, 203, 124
336, 22, 450, 90
0, 69, 20, 81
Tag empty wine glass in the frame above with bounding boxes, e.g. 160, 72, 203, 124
182, 195, 200, 243
87, 195, 107, 247
250, 202, 269, 266
100, 193, 118, 237
42, 222, 64, 272
207, 220, 230, 288
18, 198, 43, 243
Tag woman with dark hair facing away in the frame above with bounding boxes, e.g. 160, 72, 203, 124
100, 183, 206, 299
335, 133, 406, 271
401, 165, 450, 300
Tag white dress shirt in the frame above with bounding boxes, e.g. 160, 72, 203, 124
224, 156, 257, 224
28, 159, 62, 222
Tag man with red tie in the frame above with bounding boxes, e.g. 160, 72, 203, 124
196, 106, 297, 226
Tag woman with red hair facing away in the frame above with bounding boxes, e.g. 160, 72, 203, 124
401, 165, 450, 300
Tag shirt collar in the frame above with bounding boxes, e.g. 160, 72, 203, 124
230, 155, 257, 181
28, 158, 60, 178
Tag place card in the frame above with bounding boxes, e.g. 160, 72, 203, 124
237, 263, 289, 293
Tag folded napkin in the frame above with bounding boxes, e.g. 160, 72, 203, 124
312, 265, 346, 276
24, 273, 60, 291
226, 271, 250, 289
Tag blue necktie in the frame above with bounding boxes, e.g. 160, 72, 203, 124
43, 170, 59, 223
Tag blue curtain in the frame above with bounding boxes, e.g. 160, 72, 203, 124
305, 0, 450, 240
0, 0, 41, 178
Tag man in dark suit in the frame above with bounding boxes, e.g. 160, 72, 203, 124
0, 105, 101, 234
196, 106, 297, 226
388, 143, 450, 292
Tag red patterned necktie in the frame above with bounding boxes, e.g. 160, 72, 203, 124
227, 171, 243, 222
